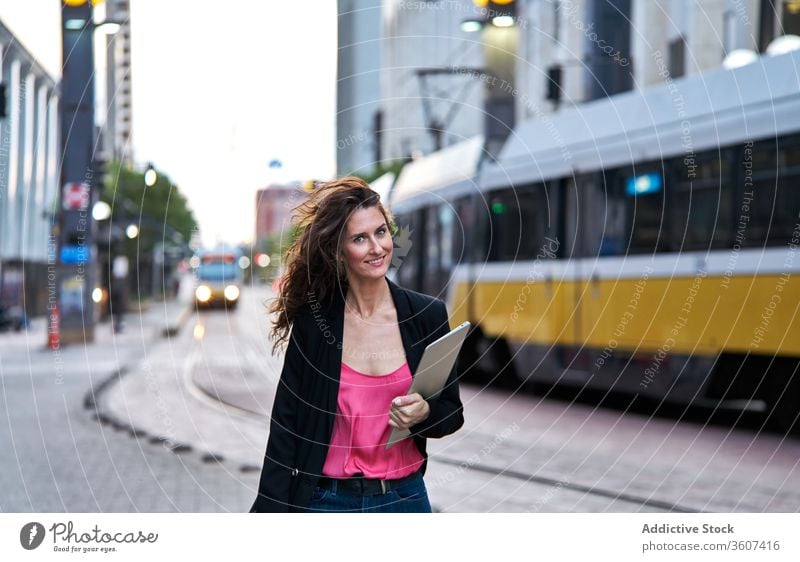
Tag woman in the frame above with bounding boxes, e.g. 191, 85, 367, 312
250, 176, 464, 513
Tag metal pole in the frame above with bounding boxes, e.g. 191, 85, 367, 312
58, 0, 97, 344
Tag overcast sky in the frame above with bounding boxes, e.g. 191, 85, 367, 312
0, 0, 338, 246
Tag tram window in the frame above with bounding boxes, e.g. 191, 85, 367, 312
439, 205, 455, 269
782, 143, 800, 168
453, 197, 472, 263
782, 0, 800, 36
670, 153, 732, 250
577, 171, 626, 257
745, 137, 800, 246
424, 207, 441, 277
601, 198, 626, 255
486, 186, 549, 261
394, 211, 422, 289
475, 197, 492, 263
623, 167, 667, 254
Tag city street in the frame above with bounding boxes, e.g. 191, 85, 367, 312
2, 283, 799, 513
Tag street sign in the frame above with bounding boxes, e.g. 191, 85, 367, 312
60, 244, 89, 265
62, 182, 90, 211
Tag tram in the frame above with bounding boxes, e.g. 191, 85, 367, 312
388, 51, 800, 432
192, 247, 243, 309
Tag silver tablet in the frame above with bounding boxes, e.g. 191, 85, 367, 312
386, 320, 471, 448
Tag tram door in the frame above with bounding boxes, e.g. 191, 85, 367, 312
421, 205, 455, 300
570, 171, 629, 387
394, 210, 424, 292
565, 172, 617, 377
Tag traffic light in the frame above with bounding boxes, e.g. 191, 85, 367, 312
92, 158, 108, 192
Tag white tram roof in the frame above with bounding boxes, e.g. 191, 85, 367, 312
389, 135, 484, 213
369, 171, 396, 206
480, 50, 800, 190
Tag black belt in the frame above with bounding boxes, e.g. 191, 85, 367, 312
317, 471, 421, 496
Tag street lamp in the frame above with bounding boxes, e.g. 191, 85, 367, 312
92, 200, 112, 221
144, 163, 158, 187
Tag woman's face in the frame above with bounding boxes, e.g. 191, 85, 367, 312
340, 206, 393, 283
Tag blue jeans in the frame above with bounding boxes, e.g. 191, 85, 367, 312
304, 473, 432, 513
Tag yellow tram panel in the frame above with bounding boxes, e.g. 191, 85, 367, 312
579, 274, 800, 356
468, 280, 581, 346
580, 277, 720, 355
448, 281, 471, 328
459, 273, 800, 357
715, 274, 800, 356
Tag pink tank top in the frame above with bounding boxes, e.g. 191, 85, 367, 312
321, 361, 425, 479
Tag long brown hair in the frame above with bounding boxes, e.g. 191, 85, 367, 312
268, 176, 396, 353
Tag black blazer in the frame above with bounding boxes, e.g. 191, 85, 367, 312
250, 276, 464, 512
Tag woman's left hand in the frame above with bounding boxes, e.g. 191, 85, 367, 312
389, 393, 430, 430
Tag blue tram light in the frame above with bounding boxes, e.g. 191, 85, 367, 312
626, 172, 662, 196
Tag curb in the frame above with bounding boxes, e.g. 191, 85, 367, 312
87, 306, 261, 475
162, 303, 192, 338
83, 322, 201, 460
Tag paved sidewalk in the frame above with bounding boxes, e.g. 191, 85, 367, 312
0, 297, 262, 512
96, 313, 274, 473
86, 286, 800, 513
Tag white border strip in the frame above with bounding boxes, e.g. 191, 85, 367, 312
449, 247, 800, 286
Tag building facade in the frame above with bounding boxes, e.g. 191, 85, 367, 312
0, 20, 59, 318
254, 183, 307, 245
101, 0, 134, 166
336, 0, 383, 176
337, 0, 800, 173
380, 0, 486, 162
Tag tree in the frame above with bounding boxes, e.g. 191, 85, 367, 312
101, 161, 198, 252
351, 160, 407, 185
99, 161, 199, 298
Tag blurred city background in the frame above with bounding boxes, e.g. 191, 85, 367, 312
0, 0, 799, 513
